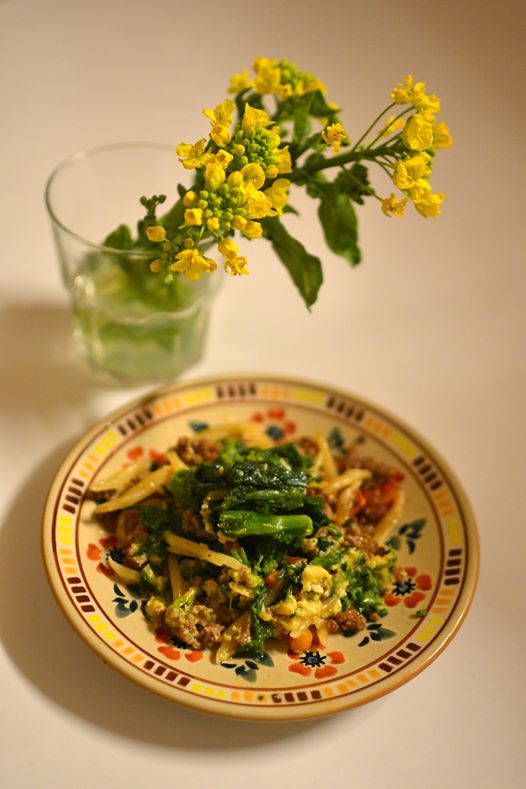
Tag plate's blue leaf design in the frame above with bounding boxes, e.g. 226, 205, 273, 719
387, 518, 426, 554
220, 652, 273, 683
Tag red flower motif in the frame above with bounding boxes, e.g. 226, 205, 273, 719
386, 565, 433, 609
158, 645, 181, 660
127, 446, 144, 460
289, 663, 310, 676
404, 591, 426, 609
416, 574, 432, 590
185, 651, 204, 663
315, 666, 338, 679
87, 543, 101, 561
287, 648, 346, 677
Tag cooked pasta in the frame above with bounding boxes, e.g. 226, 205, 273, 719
89, 425, 406, 659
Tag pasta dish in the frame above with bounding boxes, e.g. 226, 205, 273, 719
89, 423, 405, 661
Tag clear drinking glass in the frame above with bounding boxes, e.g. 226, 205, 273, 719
45, 142, 220, 384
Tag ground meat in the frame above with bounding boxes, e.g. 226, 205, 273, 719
343, 528, 386, 556
166, 604, 224, 649
331, 608, 367, 633
285, 556, 307, 566
181, 509, 209, 539
173, 437, 220, 467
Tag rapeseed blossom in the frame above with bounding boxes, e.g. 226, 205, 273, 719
140, 59, 451, 303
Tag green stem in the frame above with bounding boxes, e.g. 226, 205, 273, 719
349, 101, 396, 153
291, 143, 396, 181
365, 106, 412, 150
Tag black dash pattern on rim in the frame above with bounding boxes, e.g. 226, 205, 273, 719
325, 395, 364, 423
378, 641, 421, 673
67, 576, 95, 612
62, 477, 86, 514
412, 455, 443, 491
444, 548, 463, 586
116, 408, 155, 436
215, 381, 257, 399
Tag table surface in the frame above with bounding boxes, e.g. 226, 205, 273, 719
1, 1, 524, 787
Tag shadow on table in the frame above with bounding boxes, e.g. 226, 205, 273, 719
0, 302, 141, 427
0, 442, 375, 750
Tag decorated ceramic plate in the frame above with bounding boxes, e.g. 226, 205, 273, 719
42, 375, 478, 720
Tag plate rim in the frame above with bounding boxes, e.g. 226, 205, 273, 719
41, 372, 479, 720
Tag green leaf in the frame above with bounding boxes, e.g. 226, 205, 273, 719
335, 164, 372, 205
263, 218, 323, 309
292, 95, 313, 145
283, 204, 299, 216
309, 89, 340, 118
317, 181, 361, 266
159, 198, 185, 235
103, 224, 133, 250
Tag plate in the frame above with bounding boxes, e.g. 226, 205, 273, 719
42, 375, 478, 720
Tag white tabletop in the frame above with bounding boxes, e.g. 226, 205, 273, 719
1, 1, 524, 787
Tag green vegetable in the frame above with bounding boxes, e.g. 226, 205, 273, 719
311, 548, 346, 569
219, 511, 313, 545
238, 586, 274, 657
341, 552, 390, 618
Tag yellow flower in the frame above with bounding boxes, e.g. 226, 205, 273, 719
321, 122, 348, 154
210, 124, 231, 147
228, 68, 252, 94
414, 192, 444, 218
232, 215, 247, 231
244, 187, 276, 219
184, 208, 203, 226
218, 238, 239, 258
381, 194, 408, 217
391, 75, 441, 119
402, 114, 434, 151
240, 163, 266, 190
265, 164, 279, 179
212, 150, 234, 168
217, 237, 249, 276
393, 153, 432, 190
149, 259, 163, 272
227, 171, 244, 189
390, 74, 425, 105
170, 248, 217, 281
242, 104, 272, 136
279, 83, 293, 99
176, 138, 211, 169
145, 225, 166, 242
264, 178, 290, 214
413, 93, 441, 114
182, 190, 198, 207
204, 161, 226, 190
272, 145, 292, 174
203, 99, 235, 127
203, 99, 235, 147
253, 57, 281, 94
408, 179, 431, 203
207, 217, 220, 232
433, 121, 453, 148
224, 254, 249, 276
242, 220, 263, 239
